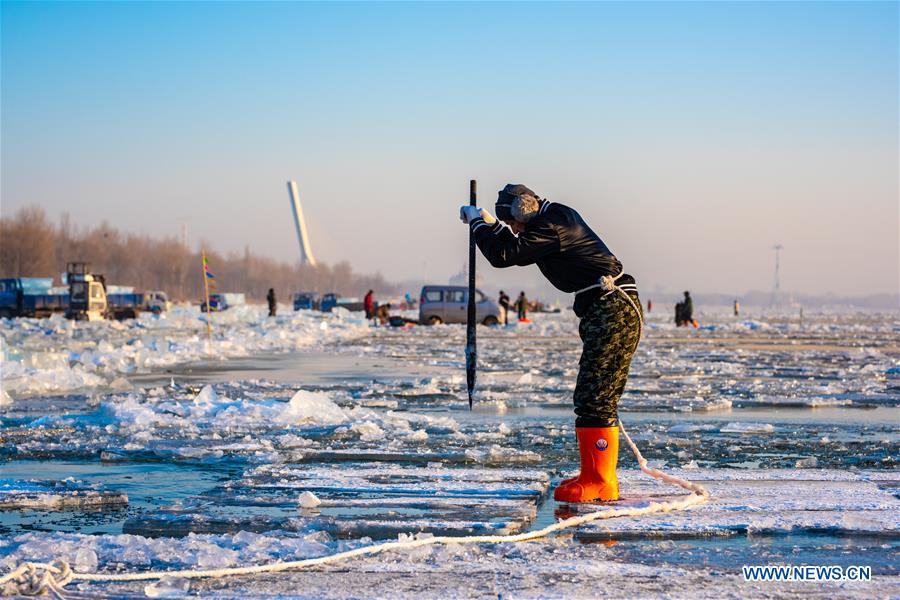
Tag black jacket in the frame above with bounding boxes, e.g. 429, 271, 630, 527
471, 200, 623, 292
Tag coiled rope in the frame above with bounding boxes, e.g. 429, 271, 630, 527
0, 422, 708, 596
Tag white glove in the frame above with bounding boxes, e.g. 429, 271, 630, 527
459, 206, 497, 225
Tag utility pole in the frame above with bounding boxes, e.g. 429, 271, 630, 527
771, 244, 783, 307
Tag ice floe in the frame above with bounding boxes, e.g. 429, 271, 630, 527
0, 478, 128, 510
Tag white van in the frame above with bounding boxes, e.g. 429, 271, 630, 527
418, 285, 500, 326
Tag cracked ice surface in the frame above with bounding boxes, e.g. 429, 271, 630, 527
332, 308, 900, 412
1, 308, 898, 597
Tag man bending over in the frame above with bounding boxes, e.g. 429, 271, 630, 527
460, 184, 643, 503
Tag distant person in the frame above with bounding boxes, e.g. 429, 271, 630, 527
405, 292, 413, 309
375, 302, 391, 325
266, 288, 277, 317
647, 299, 652, 313
733, 299, 740, 316
516, 291, 528, 320
498, 290, 511, 325
682, 290, 697, 327
364, 290, 375, 319
675, 301, 683, 326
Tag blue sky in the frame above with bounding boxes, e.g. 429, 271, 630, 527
2, 1, 897, 297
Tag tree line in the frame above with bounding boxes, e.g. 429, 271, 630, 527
0, 206, 399, 302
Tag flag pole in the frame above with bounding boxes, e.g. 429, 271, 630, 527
202, 249, 213, 354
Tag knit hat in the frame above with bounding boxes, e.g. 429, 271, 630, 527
496, 184, 540, 221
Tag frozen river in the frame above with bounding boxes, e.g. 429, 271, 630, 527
1, 306, 898, 597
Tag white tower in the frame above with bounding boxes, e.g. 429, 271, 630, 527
286, 180, 317, 266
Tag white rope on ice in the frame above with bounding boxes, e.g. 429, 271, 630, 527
0, 422, 709, 596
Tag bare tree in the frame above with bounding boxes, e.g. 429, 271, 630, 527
0, 206, 402, 301
0, 206, 56, 277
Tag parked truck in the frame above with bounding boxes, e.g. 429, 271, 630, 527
144, 291, 171, 314
0, 263, 163, 321
106, 286, 170, 315
65, 263, 112, 320
200, 292, 246, 312
292, 292, 321, 311
320, 293, 364, 313
0, 278, 68, 319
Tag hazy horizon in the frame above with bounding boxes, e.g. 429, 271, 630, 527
3, 2, 897, 298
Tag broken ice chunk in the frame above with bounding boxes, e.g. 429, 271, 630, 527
193, 384, 218, 404
298, 491, 322, 509
720, 422, 775, 434
74, 547, 98, 572
278, 390, 347, 426
144, 576, 191, 598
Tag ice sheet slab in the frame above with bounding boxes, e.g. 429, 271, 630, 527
0, 479, 128, 511
569, 469, 899, 540
239, 464, 549, 498
124, 464, 550, 539
284, 448, 541, 465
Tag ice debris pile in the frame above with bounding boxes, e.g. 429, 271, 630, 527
0, 305, 368, 398
3, 384, 540, 466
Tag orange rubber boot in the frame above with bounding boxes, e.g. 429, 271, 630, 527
553, 427, 619, 502
553, 427, 615, 496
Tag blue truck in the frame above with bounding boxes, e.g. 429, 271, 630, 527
292, 292, 320, 311
106, 292, 146, 320
200, 292, 246, 313
0, 263, 161, 320
320, 293, 364, 313
0, 278, 68, 319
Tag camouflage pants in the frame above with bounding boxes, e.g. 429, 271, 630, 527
573, 290, 643, 427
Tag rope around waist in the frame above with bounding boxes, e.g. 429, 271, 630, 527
574, 273, 644, 336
